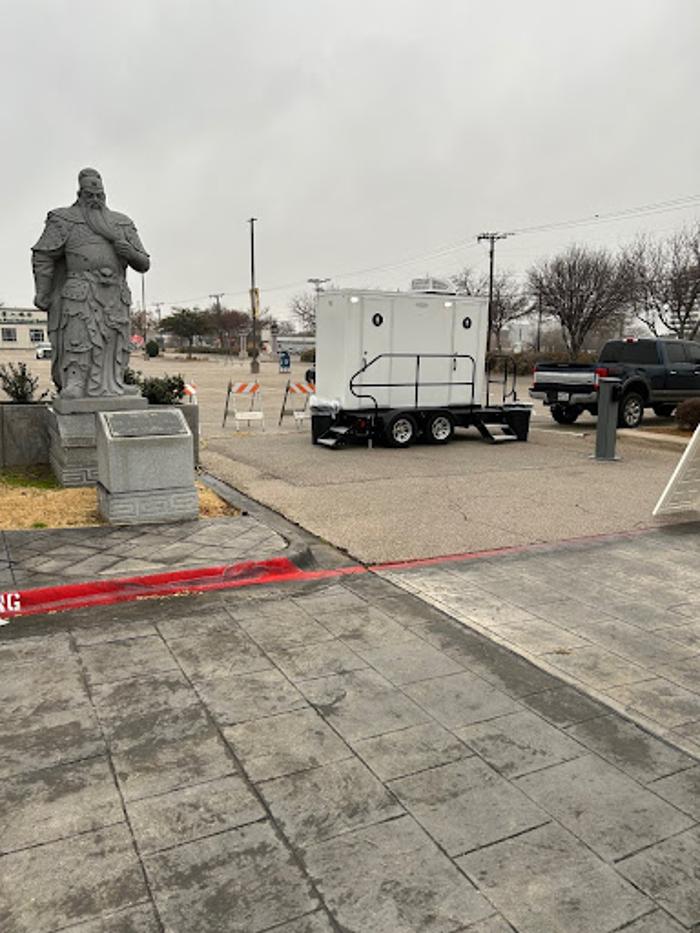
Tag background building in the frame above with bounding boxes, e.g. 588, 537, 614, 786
0, 307, 48, 349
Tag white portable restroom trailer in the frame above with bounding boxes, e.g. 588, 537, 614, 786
311, 288, 532, 448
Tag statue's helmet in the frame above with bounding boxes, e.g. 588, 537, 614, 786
78, 168, 103, 193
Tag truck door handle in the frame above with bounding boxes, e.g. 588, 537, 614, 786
669, 370, 677, 375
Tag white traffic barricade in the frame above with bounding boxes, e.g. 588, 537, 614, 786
653, 425, 700, 516
222, 381, 264, 431
279, 380, 316, 427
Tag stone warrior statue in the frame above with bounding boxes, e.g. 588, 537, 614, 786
32, 168, 150, 399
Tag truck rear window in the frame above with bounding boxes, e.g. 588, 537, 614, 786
599, 340, 660, 364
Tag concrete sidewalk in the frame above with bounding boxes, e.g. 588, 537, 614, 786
0, 515, 288, 591
381, 522, 700, 758
1, 571, 698, 932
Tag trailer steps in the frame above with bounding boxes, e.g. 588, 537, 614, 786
474, 421, 518, 444
316, 424, 355, 448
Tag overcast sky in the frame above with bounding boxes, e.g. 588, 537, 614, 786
1, 0, 698, 319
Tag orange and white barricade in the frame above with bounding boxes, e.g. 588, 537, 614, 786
183, 382, 197, 403
279, 380, 316, 428
222, 381, 264, 431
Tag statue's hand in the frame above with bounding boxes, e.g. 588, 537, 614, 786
34, 294, 49, 311
113, 239, 132, 260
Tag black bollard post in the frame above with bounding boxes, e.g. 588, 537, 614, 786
594, 378, 621, 461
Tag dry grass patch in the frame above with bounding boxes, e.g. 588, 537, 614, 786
0, 466, 236, 530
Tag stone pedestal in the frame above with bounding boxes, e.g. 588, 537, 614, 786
48, 396, 148, 487
96, 408, 198, 524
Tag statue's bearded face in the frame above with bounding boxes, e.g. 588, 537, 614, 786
78, 181, 106, 210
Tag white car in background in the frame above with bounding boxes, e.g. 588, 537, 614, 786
35, 342, 52, 359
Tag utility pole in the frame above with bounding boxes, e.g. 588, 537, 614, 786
536, 287, 543, 353
248, 218, 259, 374
307, 277, 330, 296
140, 273, 147, 340
307, 277, 330, 333
477, 232, 511, 352
210, 292, 225, 355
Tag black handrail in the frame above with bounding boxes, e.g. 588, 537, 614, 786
486, 354, 518, 406
349, 353, 477, 416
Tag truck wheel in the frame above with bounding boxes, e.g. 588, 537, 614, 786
618, 392, 644, 429
426, 412, 454, 444
653, 404, 675, 418
384, 413, 417, 448
551, 404, 581, 425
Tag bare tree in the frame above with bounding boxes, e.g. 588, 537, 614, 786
289, 291, 316, 333
624, 227, 700, 339
488, 274, 531, 350
130, 307, 156, 340
275, 319, 297, 336
451, 267, 483, 296
451, 267, 529, 349
527, 245, 628, 359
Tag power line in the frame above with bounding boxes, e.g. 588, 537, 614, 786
154, 193, 700, 306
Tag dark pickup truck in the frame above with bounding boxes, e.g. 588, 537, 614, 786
529, 337, 700, 428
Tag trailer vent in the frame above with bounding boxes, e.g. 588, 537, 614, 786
410, 276, 456, 295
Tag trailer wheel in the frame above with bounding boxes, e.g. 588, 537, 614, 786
426, 412, 454, 444
384, 413, 417, 448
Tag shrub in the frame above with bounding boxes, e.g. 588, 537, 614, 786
300, 348, 316, 363
0, 362, 47, 402
145, 340, 160, 358
123, 368, 185, 404
138, 374, 185, 405
675, 399, 700, 432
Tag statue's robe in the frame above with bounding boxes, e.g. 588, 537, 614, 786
32, 204, 148, 396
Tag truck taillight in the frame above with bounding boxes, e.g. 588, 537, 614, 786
594, 366, 609, 389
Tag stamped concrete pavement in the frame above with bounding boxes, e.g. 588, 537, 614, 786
0, 515, 287, 591
381, 522, 700, 758
1, 570, 699, 932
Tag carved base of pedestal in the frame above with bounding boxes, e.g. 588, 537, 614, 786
49, 449, 99, 488
52, 396, 147, 415
48, 398, 147, 487
97, 484, 199, 525
47, 409, 98, 487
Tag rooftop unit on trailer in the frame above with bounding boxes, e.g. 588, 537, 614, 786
311, 288, 531, 448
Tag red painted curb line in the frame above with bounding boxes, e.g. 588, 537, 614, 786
3, 559, 367, 619
1, 525, 660, 620
370, 526, 657, 572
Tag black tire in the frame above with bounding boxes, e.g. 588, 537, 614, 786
653, 404, 675, 418
551, 404, 582, 425
384, 412, 417, 448
425, 411, 455, 444
618, 391, 644, 428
